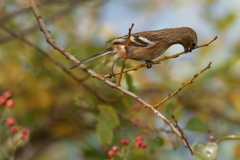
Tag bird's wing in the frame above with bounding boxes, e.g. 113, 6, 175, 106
107, 33, 157, 48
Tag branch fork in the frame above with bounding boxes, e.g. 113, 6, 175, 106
27, 0, 217, 154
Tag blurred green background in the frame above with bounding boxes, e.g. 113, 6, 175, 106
1, 0, 240, 159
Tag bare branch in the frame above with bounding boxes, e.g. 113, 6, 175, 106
171, 115, 194, 155
29, 0, 191, 148
0, 24, 110, 103
154, 62, 212, 108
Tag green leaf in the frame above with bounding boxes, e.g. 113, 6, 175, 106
165, 99, 183, 121
172, 105, 183, 120
148, 136, 164, 150
186, 117, 208, 133
193, 142, 218, 160
125, 73, 135, 92
216, 135, 240, 144
98, 105, 120, 128
96, 105, 120, 145
74, 93, 97, 108
96, 120, 113, 145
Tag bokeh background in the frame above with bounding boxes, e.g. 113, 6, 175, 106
1, 0, 240, 159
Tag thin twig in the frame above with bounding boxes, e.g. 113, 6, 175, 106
171, 115, 194, 155
29, 0, 190, 148
154, 62, 212, 108
117, 23, 134, 86
103, 36, 217, 78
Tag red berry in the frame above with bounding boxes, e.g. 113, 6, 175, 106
120, 138, 130, 145
108, 150, 115, 157
131, 118, 140, 126
135, 141, 142, 148
2, 91, 12, 100
0, 96, 6, 105
120, 138, 127, 145
140, 142, 147, 148
135, 136, 144, 143
132, 104, 141, 111
10, 126, 18, 134
20, 135, 26, 141
112, 145, 119, 152
22, 128, 30, 136
126, 139, 130, 145
6, 117, 15, 126
6, 99, 14, 108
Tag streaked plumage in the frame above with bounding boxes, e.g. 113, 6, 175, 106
70, 27, 198, 77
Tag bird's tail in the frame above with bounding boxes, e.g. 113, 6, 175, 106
69, 49, 114, 70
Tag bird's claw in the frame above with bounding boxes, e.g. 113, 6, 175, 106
146, 61, 154, 69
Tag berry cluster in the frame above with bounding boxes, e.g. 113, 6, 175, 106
107, 145, 119, 157
135, 136, 147, 148
0, 91, 30, 140
0, 91, 14, 108
107, 136, 148, 158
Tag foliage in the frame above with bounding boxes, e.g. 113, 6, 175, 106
0, 0, 240, 160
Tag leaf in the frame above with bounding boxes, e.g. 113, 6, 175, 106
74, 93, 97, 108
216, 135, 240, 144
165, 99, 183, 121
96, 120, 113, 145
186, 117, 208, 133
148, 136, 164, 150
96, 105, 120, 145
193, 142, 218, 160
98, 105, 120, 128
125, 73, 135, 92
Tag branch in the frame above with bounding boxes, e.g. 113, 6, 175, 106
29, 0, 191, 148
103, 36, 217, 78
0, 24, 111, 103
155, 62, 212, 108
117, 23, 134, 86
171, 115, 194, 154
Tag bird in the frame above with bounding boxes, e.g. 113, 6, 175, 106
70, 27, 198, 77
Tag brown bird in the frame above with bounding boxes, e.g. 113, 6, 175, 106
70, 27, 198, 77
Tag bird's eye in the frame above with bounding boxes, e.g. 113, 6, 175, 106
191, 43, 196, 46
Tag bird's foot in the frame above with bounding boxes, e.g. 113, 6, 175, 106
146, 61, 154, 69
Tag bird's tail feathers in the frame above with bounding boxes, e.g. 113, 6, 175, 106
69, 50, 113, 70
